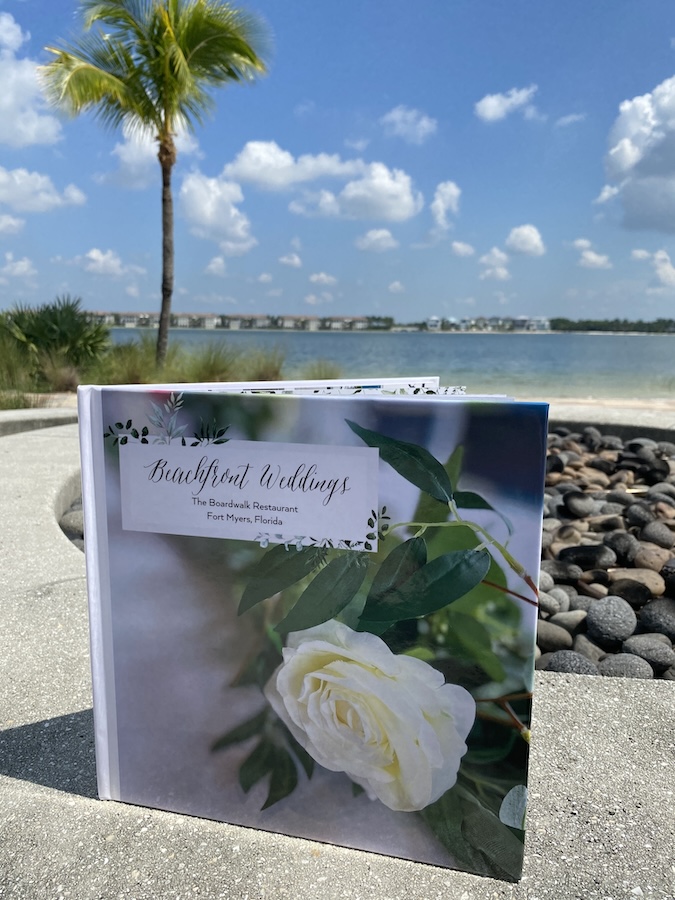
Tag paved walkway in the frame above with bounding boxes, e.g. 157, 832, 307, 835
0, 403, 673, 899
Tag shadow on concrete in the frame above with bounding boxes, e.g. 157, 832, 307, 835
0, 709, 98, 799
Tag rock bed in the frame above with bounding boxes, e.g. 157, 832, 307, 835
59, 426, 675, 680
539, 425, 675, 680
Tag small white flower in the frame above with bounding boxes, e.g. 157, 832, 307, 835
264, 620, 475, 812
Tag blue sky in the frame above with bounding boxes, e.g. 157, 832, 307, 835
2, 0, 675, 322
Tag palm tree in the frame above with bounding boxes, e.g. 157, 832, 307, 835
41, 0, 268, 365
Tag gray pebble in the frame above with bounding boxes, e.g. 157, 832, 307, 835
598, 653, 654, 679
640, 521, 675, 549
548, 587, 572, 612
586, 595, 637, 647
545, 650, 599, 675
562, 491, 598, 518
548, 610, 587, 633
573, 633, 607, 663
537, 620, 573, 652
639, 597, 675, 641
622, 634, 675, 674
538, 570, 555, 593
538, 591, 561, 617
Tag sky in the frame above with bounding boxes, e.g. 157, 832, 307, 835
2, 0, 675, 322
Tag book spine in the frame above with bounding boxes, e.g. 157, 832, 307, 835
77, 385, 120, 801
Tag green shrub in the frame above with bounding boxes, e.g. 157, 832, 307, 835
3, 296, 110, 389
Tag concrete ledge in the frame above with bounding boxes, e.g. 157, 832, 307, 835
1, 413, 674, 899
0, 406, 78, 437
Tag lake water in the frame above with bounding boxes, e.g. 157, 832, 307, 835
110, 328, 675, 400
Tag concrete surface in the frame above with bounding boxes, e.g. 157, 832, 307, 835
0, 405, 673, 900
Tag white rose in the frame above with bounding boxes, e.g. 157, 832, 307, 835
264, 620, 476, 812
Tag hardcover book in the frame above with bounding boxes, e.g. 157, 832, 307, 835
78, 379, 548, 881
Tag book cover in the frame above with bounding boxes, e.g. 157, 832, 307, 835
79, 384, 548, 881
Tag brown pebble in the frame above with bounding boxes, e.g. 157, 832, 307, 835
607, 567, 666, 595
633, 543, 672, 572
586, 514, 624, 532
654, 502, 675, 520
577, 582, 609, 599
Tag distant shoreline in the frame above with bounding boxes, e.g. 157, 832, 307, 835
110, 326, 675, 338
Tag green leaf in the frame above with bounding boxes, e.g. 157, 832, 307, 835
275, 554, 368, 634
454, 490, 514, 536
419, 786, 487, 876
499, 785, 528, 830
458, 787, 525, 882
360, 548, 490, 624
445, 611, 506, 682
239, 544, 322, 614
239, 739, 275, 793
413, 444, 465, 528
366, 537, 427, 605
262, 746, 299, 809
346, 419, 454, 503
284, 731, 314, 779
211, 709, 267, 752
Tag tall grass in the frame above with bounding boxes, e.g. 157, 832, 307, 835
299, 359, 343, 380
171, 340, 243, 383
239, 346, 285, 381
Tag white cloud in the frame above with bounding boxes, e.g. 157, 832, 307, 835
581, 251, 611, 269
126, 284, 140, 298
451, 240, 475, 257
309, 272, 337, 285
0, 14, 62, 148
224, 141, 364, 190
479, 247, 511, 280
290, 236, 302, 250
653, 249, 675, 286
288, 189, 341, 217
505, 224, 546, 256
224, 141, 422, 223
631, 247, 675, 288
304, 292, 333, 306
555, 113, 586, 128
179, 171, 256, 256
379, 105, 437, 145
355, 228, 399, 252
571, 237, 611, 269
292, 163, 423, 222
105, 124, 199, 189
0, 213, 24, 234
205, 256, 226, 276
294, 99, 315, 118
594, 184, 620, 204
0, 166, 85, 213
267, 288, 283, 297
603, 75, 675, 231
474, 85, 538, 123
75, 248, 146, 277
258, 272, 272, 283
1, 251, 36, 279
388, 281, 405, 293
345, 137, 369, 153
431, 181, 460, 230
279, 252, 302, 267
0, 12, 25, 52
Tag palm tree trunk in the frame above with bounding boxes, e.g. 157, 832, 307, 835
156, 141, 175, 367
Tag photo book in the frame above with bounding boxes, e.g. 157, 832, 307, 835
78, 377, 548, 881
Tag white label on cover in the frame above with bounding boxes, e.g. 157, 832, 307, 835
119, 440, 379, 551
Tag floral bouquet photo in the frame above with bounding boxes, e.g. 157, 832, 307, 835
80, 385, 547, 882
